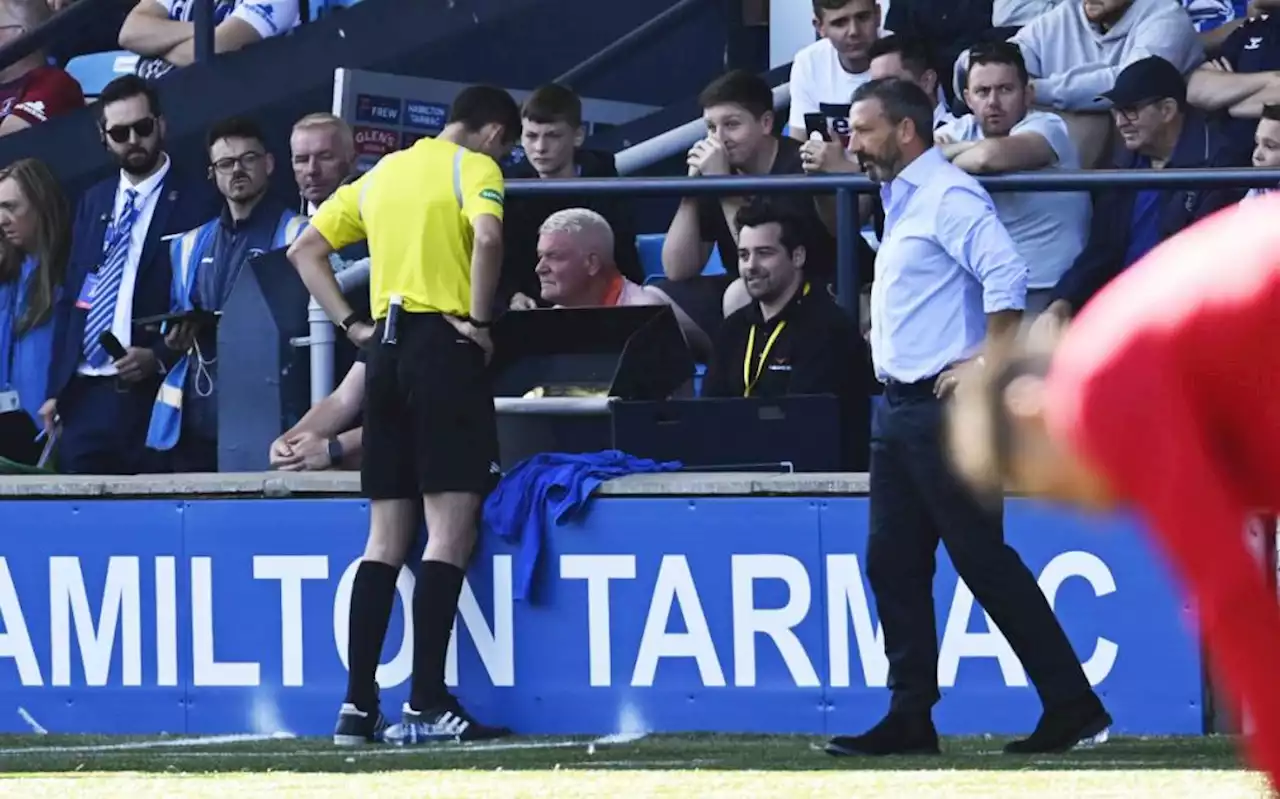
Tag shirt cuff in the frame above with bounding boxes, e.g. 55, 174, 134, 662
982, 289, 1026, 314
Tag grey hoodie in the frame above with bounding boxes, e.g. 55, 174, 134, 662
1009, 0, 1204, 111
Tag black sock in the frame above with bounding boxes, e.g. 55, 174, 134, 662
345, 560, 399, 712
409, 559, 466, 711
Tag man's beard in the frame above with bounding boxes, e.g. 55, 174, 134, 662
858, 144, 903, 184
118, 144, 161, 177
226, 177, 265, 205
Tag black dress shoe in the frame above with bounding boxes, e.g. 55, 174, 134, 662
825, 712, 941, 756
1004, 693, 1112, 754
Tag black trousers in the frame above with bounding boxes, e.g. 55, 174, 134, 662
59, 375, 167, 475
866, 379, 1092, 713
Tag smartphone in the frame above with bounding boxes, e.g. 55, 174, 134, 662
99, 331, 128, 361
804, 113, 832, 142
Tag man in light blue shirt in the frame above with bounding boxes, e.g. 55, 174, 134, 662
934, 42, 1091, 315
823, 77, 1109, 760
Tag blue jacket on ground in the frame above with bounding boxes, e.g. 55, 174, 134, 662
482, 450, 682, 601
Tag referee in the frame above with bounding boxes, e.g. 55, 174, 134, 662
288, 85, 521, 746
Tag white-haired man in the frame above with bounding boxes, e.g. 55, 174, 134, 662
275, 209, 681, 473
532, 208, 666, 309
291, 112, 356, 213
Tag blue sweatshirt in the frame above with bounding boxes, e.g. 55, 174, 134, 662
482, 450, 682, 602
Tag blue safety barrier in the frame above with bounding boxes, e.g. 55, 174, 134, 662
0, 496, 1200, 737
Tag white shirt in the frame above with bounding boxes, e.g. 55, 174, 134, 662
932, 98, 956, 130
136, 0, 299, 79
788, 38, 872, 142
78, 156, 172, 377
871, 148, 1027, 383
934, 110, 1090, 289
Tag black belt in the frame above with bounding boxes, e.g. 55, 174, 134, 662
882, 374, 938, 401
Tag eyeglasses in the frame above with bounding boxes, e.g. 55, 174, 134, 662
104, 117, 157, 143
211, 152, 266, 174
1111, 100, 1160, 123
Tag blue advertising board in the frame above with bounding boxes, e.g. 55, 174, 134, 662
0, 496, 1201, 737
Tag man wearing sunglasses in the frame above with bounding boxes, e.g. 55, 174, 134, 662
41, 75, 216, 475
1033, 56, 1242, 336
144, 115, 307, 472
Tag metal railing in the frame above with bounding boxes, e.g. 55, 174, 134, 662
193, 0, 215, 65
0, 0, 121, 71
305, 165, 1280, 403
506, 167, 1280, 317
614, 83, 791, 175
0, 0, 219, 74
554, 0, 713, 89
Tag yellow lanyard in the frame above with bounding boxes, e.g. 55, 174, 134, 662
742, 282, 810, 398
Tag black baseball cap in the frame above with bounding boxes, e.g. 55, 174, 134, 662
1100, 56, 1187, 109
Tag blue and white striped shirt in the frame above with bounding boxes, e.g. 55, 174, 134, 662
869, 146, 1027, 383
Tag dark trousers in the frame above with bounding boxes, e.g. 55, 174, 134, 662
58, 375, 167, 475
866, 381, 1092, 714
170, 432, 218, 473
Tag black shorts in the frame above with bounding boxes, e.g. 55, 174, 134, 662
361, 313, 499, 498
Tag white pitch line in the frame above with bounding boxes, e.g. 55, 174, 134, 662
0, 733, 292, 756
64, 741, 591, 759
581, 759, 719, 768
0, 732, 643, 759
303, 734, 648, 757
16, 708, 47, 736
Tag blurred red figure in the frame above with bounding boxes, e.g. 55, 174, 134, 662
948, 195, 1280, 788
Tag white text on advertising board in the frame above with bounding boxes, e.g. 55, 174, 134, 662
0, 553, 1116, 689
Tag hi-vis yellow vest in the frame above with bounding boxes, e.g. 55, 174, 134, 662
147, 211, 308, 452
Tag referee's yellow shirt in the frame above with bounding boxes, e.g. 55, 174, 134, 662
310, 136, 505, 320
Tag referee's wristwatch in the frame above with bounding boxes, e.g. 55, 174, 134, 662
339, 312, 369, 333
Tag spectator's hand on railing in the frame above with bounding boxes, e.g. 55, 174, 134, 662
509, 292, 538, 311
113, 348, 159, 383
270, 435, 300, 470
271, 431, 331, 471
687, 138, 730, 177
800, 139, 858, 175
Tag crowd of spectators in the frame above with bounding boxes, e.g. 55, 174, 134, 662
2, 0, 1280, 474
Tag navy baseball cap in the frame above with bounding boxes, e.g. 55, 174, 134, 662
1100, 56, 1187, 108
